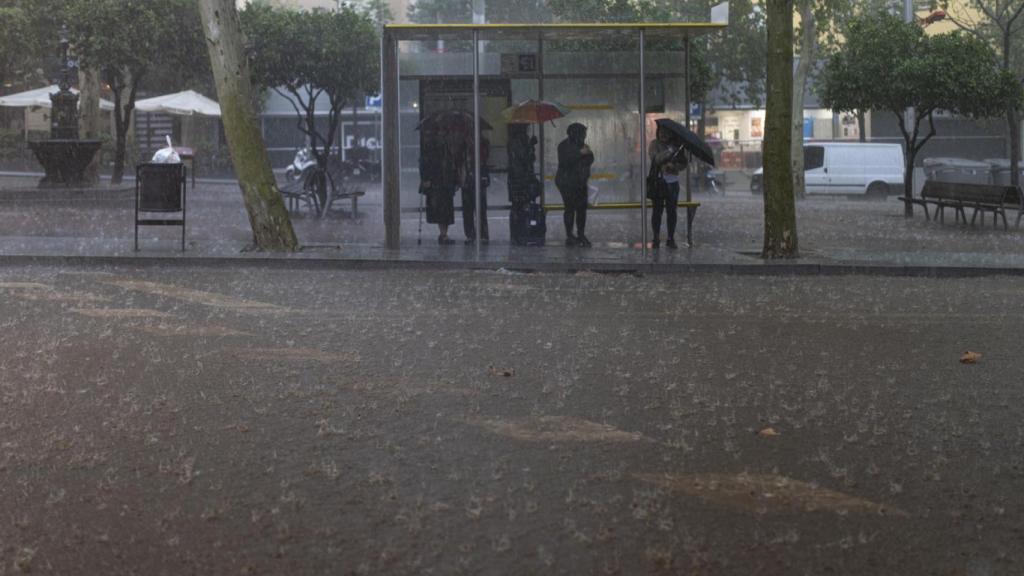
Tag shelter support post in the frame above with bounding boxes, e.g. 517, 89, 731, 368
383, 29, 401, 250
684, 35, 693, 246
473, 28, 482, 254
684, 36, 691, 204
639, 28, 648, 257
538, 32, 545, 206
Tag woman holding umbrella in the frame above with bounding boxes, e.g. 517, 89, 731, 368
650, 118, 716, 249
648, 125, 687, 249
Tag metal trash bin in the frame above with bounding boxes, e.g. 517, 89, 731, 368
983, 158, 1024, 186
135, 162, 187, 252
922, 157, 991, 184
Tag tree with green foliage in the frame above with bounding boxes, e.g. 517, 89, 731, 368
545, 0, 765, 128
343, 0, 394, 25
946, 1, 1024, 186
242, 2, 378, 207
819, 12, 1021, 216
408, 0, 552, 23
0, 1, 38, 90
764, 0, 798, 258
65, 0, 208, 184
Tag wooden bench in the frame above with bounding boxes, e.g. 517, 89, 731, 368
544, 200, 701, 245
279, 171, 320, 215
324, 162, 365, 218
900, 180, 1022, 229
324, 186, 365, 217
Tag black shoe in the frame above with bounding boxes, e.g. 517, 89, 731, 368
577, 235, 592, 247
666, 239, 678, 249
565, 234, 578, 247
438, 235, 455, 245
651, 237, 660, 250
464, 237, 475, 244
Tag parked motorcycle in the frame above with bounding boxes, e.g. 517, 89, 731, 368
690, 166, 724, 194
285, 147, 316, 182
703, 168, 724, 194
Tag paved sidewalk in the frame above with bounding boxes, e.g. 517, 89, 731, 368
2, 176, 1024, 275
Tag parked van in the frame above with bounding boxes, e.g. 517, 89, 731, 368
750, 142, 904, 196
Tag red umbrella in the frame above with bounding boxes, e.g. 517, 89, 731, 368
502, 99, 571, 124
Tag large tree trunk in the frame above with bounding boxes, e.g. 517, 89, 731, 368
763, 0, 798, 258
791, 0, 816, 199
898, 113, 916, 218
109, 70, 139, 186
78, 67, 102, 186
110, 84, 127, 185
198, 0, 298, 251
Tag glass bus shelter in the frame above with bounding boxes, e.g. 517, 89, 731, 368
381, 14, 728, 255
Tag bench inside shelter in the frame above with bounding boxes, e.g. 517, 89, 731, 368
543, 200, 701, 246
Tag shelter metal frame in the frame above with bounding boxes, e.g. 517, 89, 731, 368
382, 19, 728, 254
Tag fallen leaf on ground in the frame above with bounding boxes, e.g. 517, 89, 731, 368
960, 351, 982, 364
227, 347, 360, 364
757, 427, 780, 437
634, 473, 908, 517
465, 416, 646, 443
487, 366, 515, 377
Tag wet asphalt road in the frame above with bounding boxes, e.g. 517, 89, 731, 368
1, 264, 1022, 575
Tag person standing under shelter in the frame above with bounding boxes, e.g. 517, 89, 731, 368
555, 123, 595, 247
419, 126, 460, 245
648, 126, 686, 249
461, 133, 490, 243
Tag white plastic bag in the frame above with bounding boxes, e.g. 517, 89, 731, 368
151, 135, 181, 164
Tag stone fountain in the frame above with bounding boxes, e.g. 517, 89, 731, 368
28, 26, 102, 188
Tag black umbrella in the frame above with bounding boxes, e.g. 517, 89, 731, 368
655, 118, 715, 167
415, 109, 493, 133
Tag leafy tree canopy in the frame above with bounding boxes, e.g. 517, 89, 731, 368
819, 10, 1021, 207
820, 11, 1019, 122
408, 0, 552, 23
61, 0, 209, 182
66, 0, 207, 89
0, 1, 38, 88
242, 2, 379, 198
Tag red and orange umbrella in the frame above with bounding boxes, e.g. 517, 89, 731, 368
502, 99, 571, 124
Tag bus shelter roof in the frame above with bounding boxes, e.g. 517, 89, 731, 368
384, 21, 728, 43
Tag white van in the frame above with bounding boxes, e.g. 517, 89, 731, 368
751, 142, 904, 196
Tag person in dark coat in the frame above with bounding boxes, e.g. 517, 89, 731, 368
460, 134, 490, 243
507, 124, 539, 204
555, 123, 595, 247
419, 126, 459, 244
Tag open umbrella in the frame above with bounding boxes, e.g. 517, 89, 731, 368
502, 99, 570, 124
134, 90, 220, 117
655, 118, 715, 167
415, 109, 492, 133
0, 84, 114, 111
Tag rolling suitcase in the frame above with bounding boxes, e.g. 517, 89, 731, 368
510, 202, 546, 246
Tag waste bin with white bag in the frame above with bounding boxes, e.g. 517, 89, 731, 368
135, 136, 187, 251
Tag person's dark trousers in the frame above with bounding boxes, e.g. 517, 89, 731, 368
561, 186, 588, 237
651, 181, 680, 240
461, 186, 489, 240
